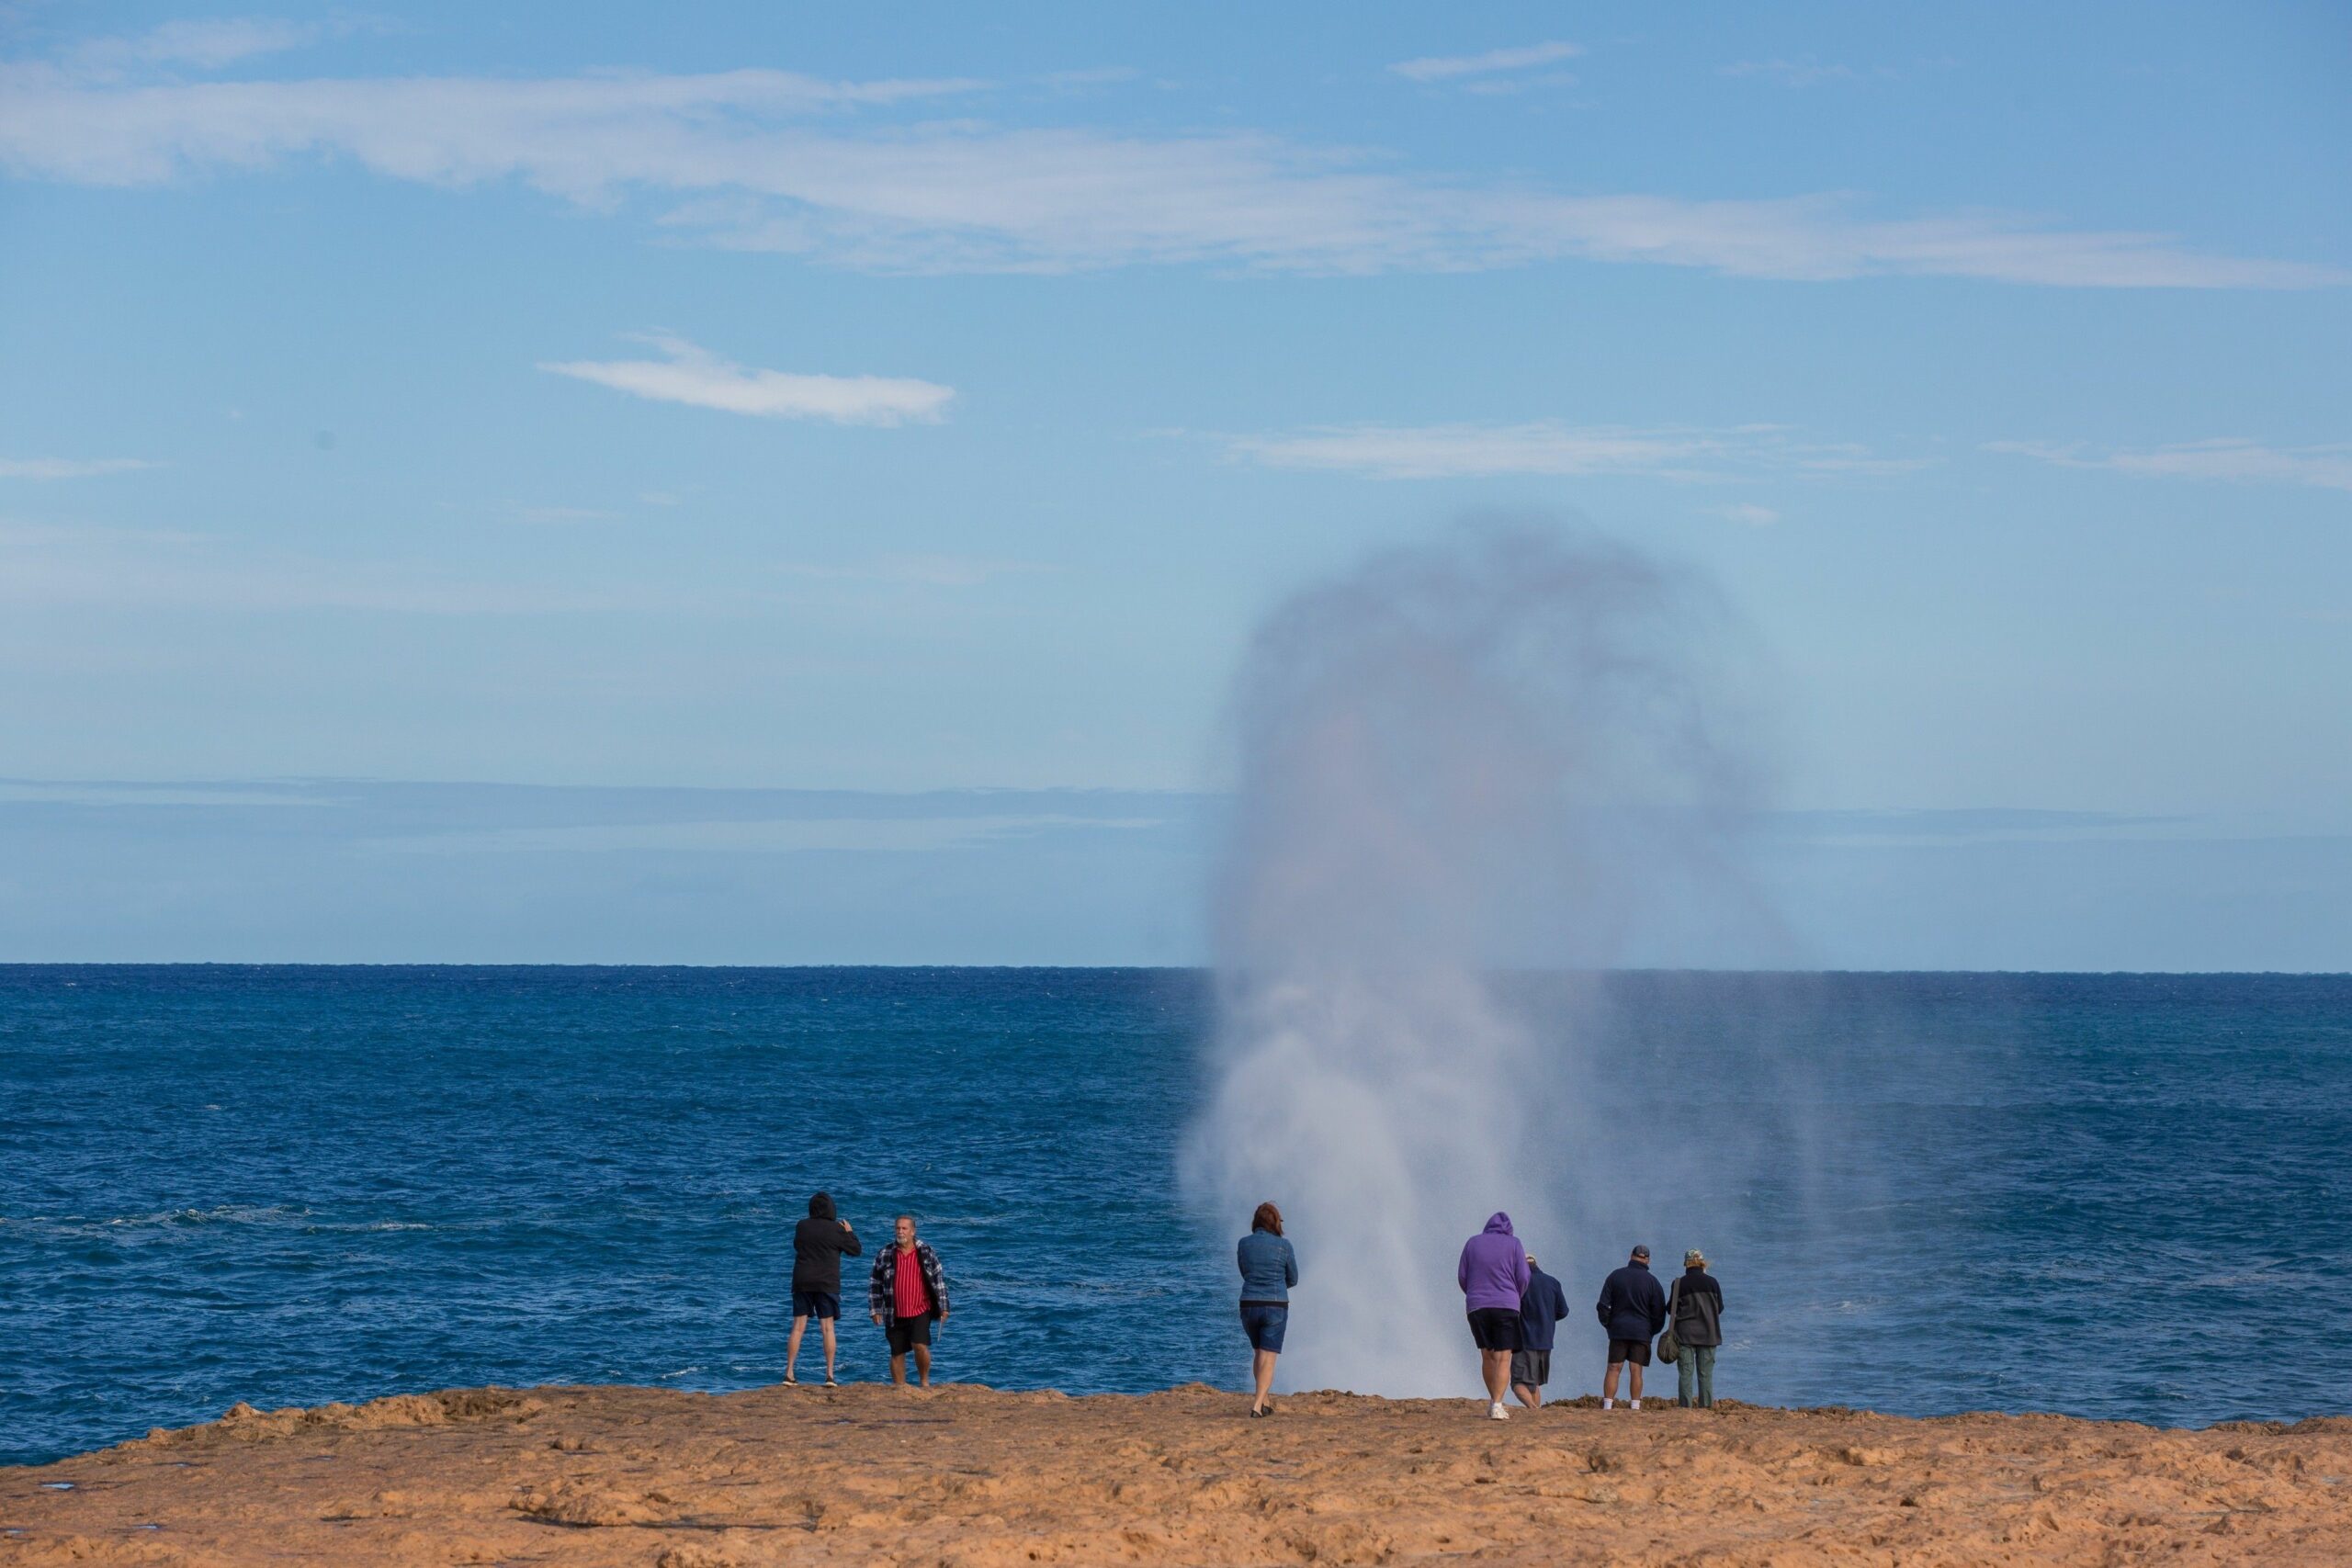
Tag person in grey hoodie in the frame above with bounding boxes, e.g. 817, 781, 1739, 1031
1456, 1213, 1531, 1421
1510, 1253, 1571, 1410
1236, 1201, 1297, 1418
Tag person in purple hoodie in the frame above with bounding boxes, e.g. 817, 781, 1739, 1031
1456, 1213, 1532, 1421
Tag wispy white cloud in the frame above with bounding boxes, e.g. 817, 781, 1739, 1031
1989, 437, 2352, 492
1720, 59, 1864, 88
1227, 421, 1928, 481
0, 65, 2338, 287
540, 333, 955, 425
1390, 41, 1581, 83
1037, 66, 1139, 90
0, 66, 989, 186
507, 504, 618, 525
375, 813, 1164, 856
1234, 423, 1715, 480
0, 522, 622, 614
74, 17, 328, 73
0, 522, 1034, 615
1710, 502, 1782, 525
769, 553, 1047, 588
0, 781, 330, 808
0, 457, 157, 479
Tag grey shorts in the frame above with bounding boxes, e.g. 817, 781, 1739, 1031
1510, 1349, 1551, 1388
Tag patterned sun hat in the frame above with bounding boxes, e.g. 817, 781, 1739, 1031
1684, 1248, 1706, 1266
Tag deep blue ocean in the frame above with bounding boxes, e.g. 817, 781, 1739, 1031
4, 965, 2347, 1467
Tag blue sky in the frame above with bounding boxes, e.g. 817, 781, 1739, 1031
2, 3, 2346, 964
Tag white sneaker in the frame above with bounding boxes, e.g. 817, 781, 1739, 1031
1629, 1399, 1642, 1411
1601, 1398, 1614, 1410
1488, 1402, 1510, 1421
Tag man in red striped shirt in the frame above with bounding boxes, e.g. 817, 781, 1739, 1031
869, 1213, 951, 1388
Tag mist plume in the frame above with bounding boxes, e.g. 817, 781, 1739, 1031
1183, 525, 1773, 1395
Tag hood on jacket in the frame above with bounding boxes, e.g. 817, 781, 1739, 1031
1483, 1213, 1515, 1236
808, 1191, 836, 1221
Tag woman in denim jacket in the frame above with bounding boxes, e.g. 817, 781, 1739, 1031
1237, 1201, 1298, 1417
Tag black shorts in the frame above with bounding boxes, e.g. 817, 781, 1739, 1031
790, 1289, 839, 1321
1608, 1337, 1652, 1367
886, 1314, 933, 1354
1467, 1308, 1521, 1352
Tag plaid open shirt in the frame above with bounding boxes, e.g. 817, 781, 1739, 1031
868, 1239, 949, 1322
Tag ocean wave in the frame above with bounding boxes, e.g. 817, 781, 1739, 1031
0, 1207, 448, 1237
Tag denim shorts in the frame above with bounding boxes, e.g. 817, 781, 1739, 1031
790, 1289, 840, 1321
1239, 1303, 1289, 1353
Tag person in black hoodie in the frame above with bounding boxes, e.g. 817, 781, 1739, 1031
786, 1192, 861, 1386
1595, 1244, 1668, 1410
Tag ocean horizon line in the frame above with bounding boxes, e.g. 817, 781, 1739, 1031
5, 960, 2349, 977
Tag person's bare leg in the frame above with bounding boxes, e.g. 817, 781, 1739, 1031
1252, 1349, 1277, 1413
1628, 1364, 1645, 1405
889, 1352, 908, 1388
912, 1345, 933, 1388
820, 1319, 838, 1382
1482, 1349, 1510, 1404
786, 1314, 808, 1382
1512, 1381, 1542, 1408
1602, 1360, 1623, 1404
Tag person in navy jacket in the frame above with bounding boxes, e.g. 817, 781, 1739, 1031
1595, 1245, 1668, 1410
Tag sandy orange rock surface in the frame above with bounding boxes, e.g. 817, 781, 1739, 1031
5, 1382, 2348, 1565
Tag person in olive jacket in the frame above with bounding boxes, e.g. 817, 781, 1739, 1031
785, 1191, 860, 1386
1668, 1248, 1725, 1408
